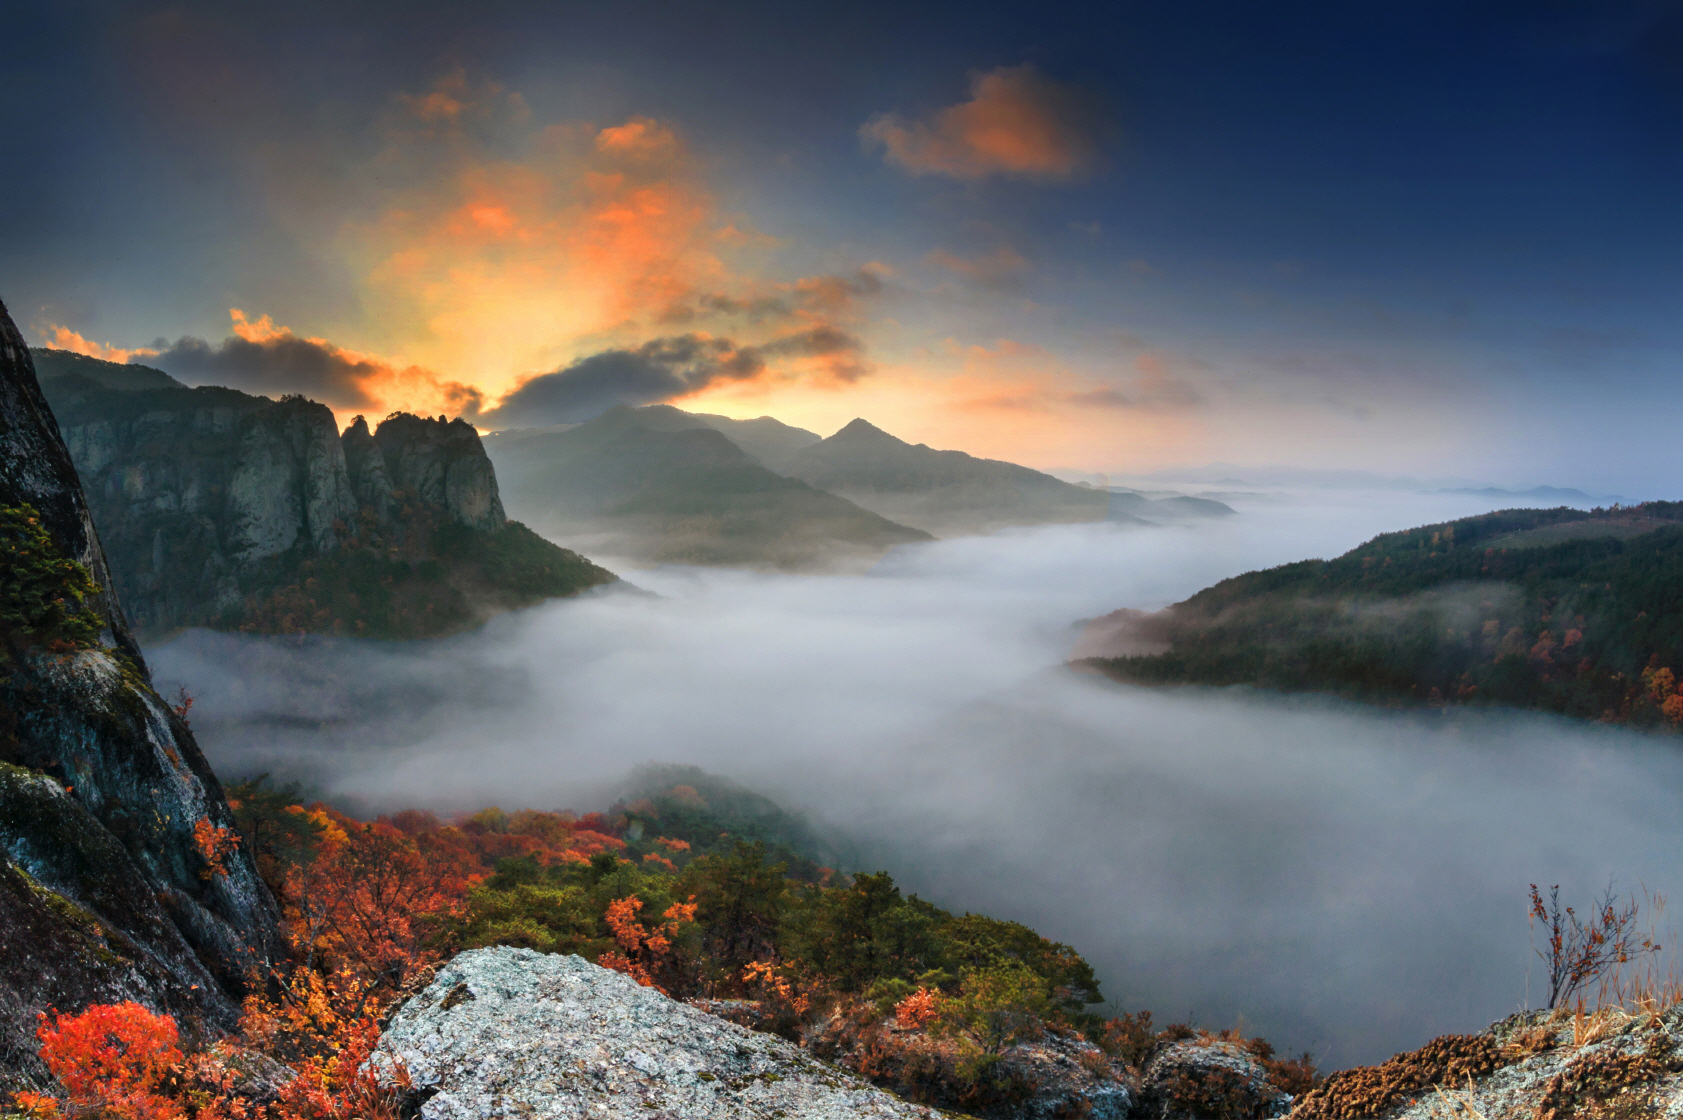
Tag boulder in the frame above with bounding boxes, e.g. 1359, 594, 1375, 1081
1135, 1038, 1291, 1119
371, 947, 943, 1119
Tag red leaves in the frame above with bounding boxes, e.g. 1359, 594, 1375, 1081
284, 810, 475, 988
21, 1002, 183, 1120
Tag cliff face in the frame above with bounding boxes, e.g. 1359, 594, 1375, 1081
373, 412, 506, 531
33, 351, 525, 638
1, 306, 281, 1092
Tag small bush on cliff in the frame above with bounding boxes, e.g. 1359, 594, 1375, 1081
17, 1002, 182, 1120
0, 503, 103, 653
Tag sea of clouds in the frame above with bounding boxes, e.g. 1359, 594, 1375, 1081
149, 489, 1683, 1067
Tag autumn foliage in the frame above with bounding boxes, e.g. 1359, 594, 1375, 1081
7, 773, 1319, 1116
17, 1003, 182, 1120
598, 895, 699, 993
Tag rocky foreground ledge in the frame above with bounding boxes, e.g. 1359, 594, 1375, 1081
372, 947, 947, 1119
372, 946, 1683, 1119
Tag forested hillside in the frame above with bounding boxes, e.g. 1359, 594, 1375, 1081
1081, 503, 1683, 726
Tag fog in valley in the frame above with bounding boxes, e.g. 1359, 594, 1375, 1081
148, 490, 1683, 1068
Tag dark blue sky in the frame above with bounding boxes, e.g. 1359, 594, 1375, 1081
4, 0, 1681, 490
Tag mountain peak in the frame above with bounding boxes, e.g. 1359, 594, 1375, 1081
832, 417, 899, 443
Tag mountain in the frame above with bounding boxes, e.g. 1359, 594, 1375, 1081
687, 411, 821, 471
35, 351, 616, 639
784, 418, 1230, 537
2, 306, 280, 1092
1436, 485, 1609, 506
485, 405, 932, 571
1075, 502, 1683, 724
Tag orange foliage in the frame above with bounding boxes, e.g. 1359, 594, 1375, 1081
20, 1002, 183, 1120
597, 896, 698, 994
654, 836, 691, 852
284, 807, 478, 988
1642, 667, 1683, 725
743, 960, 813, 1018
194, 818, 240, 880
894, 987, 940, 1030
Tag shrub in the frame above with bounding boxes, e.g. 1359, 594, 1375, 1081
17, 1002, 182, 1120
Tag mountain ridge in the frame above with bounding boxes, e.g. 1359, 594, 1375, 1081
34, 351, 616, 639
485, 404, 932, 571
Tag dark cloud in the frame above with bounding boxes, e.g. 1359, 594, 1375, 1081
479, 327, 867, 428
143, 317, 482, 417
150, 332, 386, 410
657, 269, 885, 326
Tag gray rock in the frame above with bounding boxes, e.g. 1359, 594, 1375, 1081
374, 412, 505, 530
342, 415, 395, 521
0, 300, 282, 1091
1136, 1039, 1290, 1120
372, 947, 944, 1119
32, 354, 520, 637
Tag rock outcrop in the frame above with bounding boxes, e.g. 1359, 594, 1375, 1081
372, 947, 946, 1119
1, 304, 280, 1092
1290, 1009, 1683, 1120
1134, 1038, 1291, 1119
373, 412, 505, 531
32, 350, 601, 639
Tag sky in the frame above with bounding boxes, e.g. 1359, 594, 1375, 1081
4, 0, 1682, 492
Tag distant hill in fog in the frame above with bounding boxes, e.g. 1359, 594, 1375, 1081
485, 405, 932, 571
782, 418, 1232, 537
1077, 501, 1683, 726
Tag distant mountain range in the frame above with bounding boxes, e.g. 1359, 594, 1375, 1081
487, 408, 1236, 567
33, 348, 616, 639
781, 417, 1232, 536
484, 405, 933, 571
34, 347, 1239, 587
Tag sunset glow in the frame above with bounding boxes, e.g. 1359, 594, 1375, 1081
8, 4, 1681, 491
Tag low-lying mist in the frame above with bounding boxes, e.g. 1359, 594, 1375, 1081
148, 490, 1683, 1068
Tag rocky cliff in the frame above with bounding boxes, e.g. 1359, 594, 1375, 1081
1, 305, 281, 1092
33, 350, 612, 639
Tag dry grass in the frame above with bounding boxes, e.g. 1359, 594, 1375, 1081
1426, 1080, 1489, 1120
1588, 889, 1683, 1016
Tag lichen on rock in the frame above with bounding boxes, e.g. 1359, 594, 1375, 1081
372, 947, 948, 1119
0, 300, 281, 1091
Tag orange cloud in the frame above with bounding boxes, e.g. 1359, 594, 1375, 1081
942, 339, 1204, 415
346, 75, 731, 394
862, 64, 1100, 181
140, 309, 480, 419
39, 325, 157, 364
